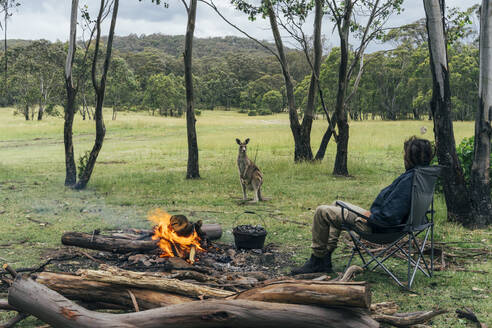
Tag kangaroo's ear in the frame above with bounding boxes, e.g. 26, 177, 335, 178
236, 138, 241, 145
245, 138, 250, 144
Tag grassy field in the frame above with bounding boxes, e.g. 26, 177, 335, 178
0, 107, 490, 327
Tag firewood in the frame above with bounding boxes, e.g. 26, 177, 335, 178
34, 272, 194, 310
62, 231, 159, 253
77, 265, 235, 298
200, 223, 222, 240
189, 245, 196, 264
9, 275, 379, 328
372, 309, 447, 327
231, 280, 371, 309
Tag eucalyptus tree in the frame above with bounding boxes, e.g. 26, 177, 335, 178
0, 0, 20, 99
326, 0, 403, 176
75, 0, 120, 190
205, 0, 317, 161
470, 0, 492, 226
64, 0, 119, 189
424, 0, 491, 227
106, 56, 138, 120
144, 0, 200, 178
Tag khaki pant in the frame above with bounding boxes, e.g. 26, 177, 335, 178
311, 201, 372, 257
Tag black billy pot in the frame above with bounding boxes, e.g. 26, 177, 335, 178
232, 211, 267, 249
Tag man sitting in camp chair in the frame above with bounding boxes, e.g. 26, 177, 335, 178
292, 136, 434, 274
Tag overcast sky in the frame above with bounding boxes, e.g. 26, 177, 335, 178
4, 0, 480, 51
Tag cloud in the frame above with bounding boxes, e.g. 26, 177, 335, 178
4, 0, 480, 48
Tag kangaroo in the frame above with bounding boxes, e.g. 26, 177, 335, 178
236, 138, 263, 203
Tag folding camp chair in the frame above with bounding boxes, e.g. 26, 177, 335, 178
336, 166, 442, 289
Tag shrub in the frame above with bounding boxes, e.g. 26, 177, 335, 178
248, 110, 257, 116
77, 150, 91, 180
239, 108, 248, 114
258, 109, 272, 116
195, 109, 201, 116
434, 136, 492, 192
262, 90, 283, 113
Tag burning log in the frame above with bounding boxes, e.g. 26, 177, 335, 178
77, 265, 235, 298
231, 280, 371, 309
8, 275, 379, 328
61, 232, 158, 254
189, 245, 196, 264
34, 272, 193, 310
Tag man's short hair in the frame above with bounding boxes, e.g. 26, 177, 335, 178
404, 136, 434, 169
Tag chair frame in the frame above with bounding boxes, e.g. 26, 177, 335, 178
336, 166, 441, 289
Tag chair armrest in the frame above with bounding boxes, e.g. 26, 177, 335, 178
335, 201, 370, 220
335, 201, 406, 231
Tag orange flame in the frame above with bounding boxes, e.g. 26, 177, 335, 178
148, 209, 204, 259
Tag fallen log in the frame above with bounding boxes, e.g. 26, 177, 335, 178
62, 232, 158, 254
232, 280, 371, 309
8, 275, 379, 328
77, 265, 235, 298
34, 272, 193, 310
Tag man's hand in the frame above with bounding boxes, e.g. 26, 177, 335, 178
356, 211, 371, 223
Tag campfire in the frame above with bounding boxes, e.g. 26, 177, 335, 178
149, 209, 205, 264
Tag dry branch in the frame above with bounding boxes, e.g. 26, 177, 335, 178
8, 275, 379, 328
372, 309, 447, 327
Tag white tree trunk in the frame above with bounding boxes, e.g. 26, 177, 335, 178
423, 0, 447, 100
470, 0, 492, 226
65, 0, 78, 82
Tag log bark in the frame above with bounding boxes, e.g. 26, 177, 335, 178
61, 232, 159, 253
77, 266, 234, 298
232, 280, 371, 309
34, 272, 193, 310
8, 275, 379, 328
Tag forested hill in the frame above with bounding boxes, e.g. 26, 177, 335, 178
108, 34, 275, 58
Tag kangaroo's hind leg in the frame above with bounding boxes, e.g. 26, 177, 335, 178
241, 181, 248, 200
251, 177, 262, 203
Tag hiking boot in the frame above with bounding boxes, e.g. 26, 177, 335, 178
323, 252, 333, 273
291, 254, 329, 275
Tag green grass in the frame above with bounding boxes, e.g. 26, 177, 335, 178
0, 107, 490, 327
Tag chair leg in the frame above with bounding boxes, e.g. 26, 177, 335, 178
344, 248, 356, 272
407, 235, 412, 289
352, 237, 406, 288
367, 236, 407, 271
431, 224, 434, 276
347, 231, 367, 266
409, 230, 432, 280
